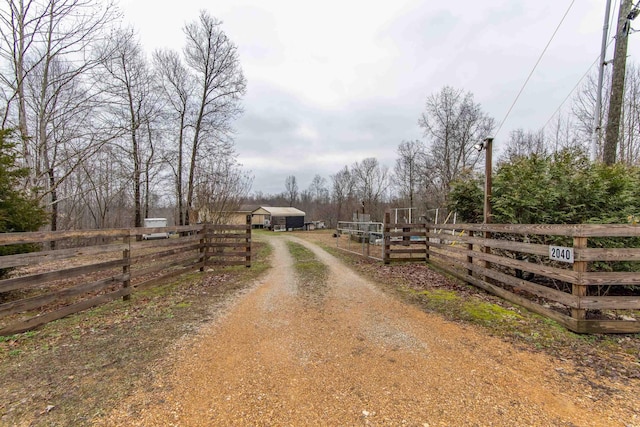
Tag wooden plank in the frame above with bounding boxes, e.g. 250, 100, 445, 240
385, 248, 427, 255
429, 223, 581, 237
386, 232, 427, 238
208, 224, 251, 231
571, 224, 640, 238
208, 251, 252, 258
583, 271, 640, 286
0, 229, 130, 246
461, 249, 579, 284
208, 233, 252, 239
428, 239, 639, 287
386, 223, 430, 228
431, 233, 550, 257
130, 225, 203, 236
384, 257, 427, 263
0, 243, 126, 269
447, 255, 579, 308
0, 287, 131, 336
0, 259, 127, 293
206, 260, 256, 266
579, 295, 640, 310
430, 223, 640, 238
575, 247, 640, 262
130, 234, 201, 250
130, 254, 201, 279
129, 243, 202, 265
427, 257, 579, 331
0, 274, 128, 317
576, 320, 640, 334
208, 242, 251, 249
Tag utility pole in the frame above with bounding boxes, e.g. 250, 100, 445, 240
483, 138, 493, 225
604, 0, 634, 165
592, 0, 613, 161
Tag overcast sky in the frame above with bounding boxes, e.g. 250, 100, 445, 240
119, 0, 638, 195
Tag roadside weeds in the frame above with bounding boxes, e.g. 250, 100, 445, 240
0, 241, 271, 427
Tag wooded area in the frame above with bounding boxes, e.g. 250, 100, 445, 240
0, 219, 251, 336
384, 219, 640, 334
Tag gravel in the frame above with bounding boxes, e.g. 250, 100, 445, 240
97, 235, 640, 426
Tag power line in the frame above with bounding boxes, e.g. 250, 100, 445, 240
541, 2, 619, 133
494, 0, 576, 139
540, 43, 611, 131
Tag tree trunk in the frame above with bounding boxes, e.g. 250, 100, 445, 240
49, 168, 58, 249
177, 113, 185, 225
604, 0, 633, 165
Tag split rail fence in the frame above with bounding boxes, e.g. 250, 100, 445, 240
384, 213, 640, 334
0, 217, 251, 336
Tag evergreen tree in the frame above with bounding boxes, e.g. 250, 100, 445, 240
0, 129, 47, 235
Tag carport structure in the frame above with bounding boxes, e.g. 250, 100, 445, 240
252, 206, 305, 231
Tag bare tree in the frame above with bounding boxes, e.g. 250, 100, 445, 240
0, 0, 119, 232
308, 174, 329, 203
182, 10, 246, 224
331, 165, 354, 224
153, 48, 194, 225
619, 63, 640, 164
393, 140, 424, 209
0, 0, 119, 182
499, 128, 546, 163
97, 28, 158, 227
284, 175, 298, 207
418, 86, 494, 206
570, 64, 640, 163
351, 157, 388, 221
193, 145, 252, 224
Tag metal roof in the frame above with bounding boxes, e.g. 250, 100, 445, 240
252, 206, 305, 217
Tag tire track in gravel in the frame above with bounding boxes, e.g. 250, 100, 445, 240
100, 235, 639, 426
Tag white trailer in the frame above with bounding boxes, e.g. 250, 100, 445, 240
142, 218, 169, 240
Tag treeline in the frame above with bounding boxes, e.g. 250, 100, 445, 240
0, 1, 249, 233
4, 2, 640, 232
251, 73, 640, 226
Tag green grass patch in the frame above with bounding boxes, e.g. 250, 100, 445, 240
463, 299, 522, 324
286, 241, 328, 283
286, 241, 328, 305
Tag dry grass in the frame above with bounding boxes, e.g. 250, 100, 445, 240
293, 230, 640, 385
0, 241, 271, 427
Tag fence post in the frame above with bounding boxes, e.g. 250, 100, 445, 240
199, 224, 207, 272
571, 236, 588, 323
245, 215, 252, 268
467, 230, 473, 278
383, 212, 390, 264
122, 233, 131, 301
424, 224, 429, 262
483, 227, 492, 281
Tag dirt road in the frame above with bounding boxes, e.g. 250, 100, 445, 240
101, 235, 638, 426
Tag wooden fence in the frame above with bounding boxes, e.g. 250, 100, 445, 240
0, 217, 251, 336
384, 216, 640, 334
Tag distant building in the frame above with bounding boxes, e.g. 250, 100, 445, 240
195, 207, 252, 225
251, 206, 305, 231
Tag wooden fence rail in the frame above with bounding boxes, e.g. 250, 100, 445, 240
0, 217, 251, 336
383, 215, 640, 334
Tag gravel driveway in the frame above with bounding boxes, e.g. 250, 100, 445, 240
100, 235, 639, 426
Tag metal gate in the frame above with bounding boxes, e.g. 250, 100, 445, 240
335, 221, 384, 260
